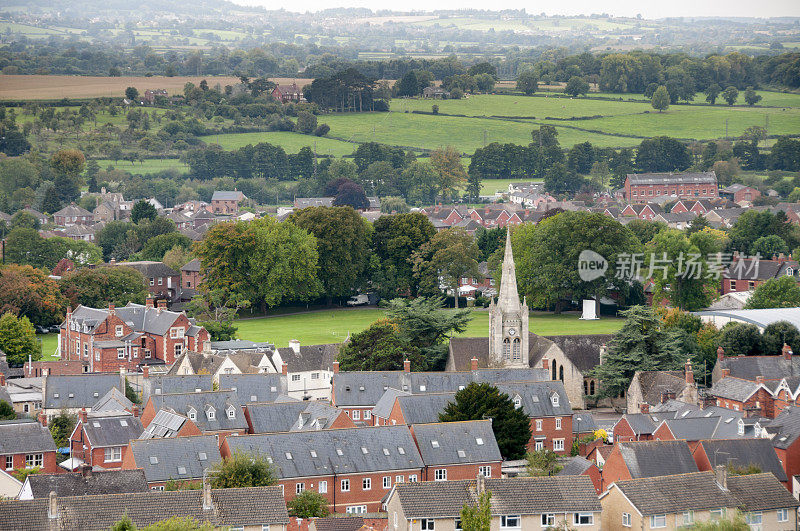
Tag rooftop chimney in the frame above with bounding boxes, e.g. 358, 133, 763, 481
715, 464, 728, 490
470, 357, 479, 372
721, 368, 731, 378
202, 477, 213, 510
333, 361, 339, 374
79, 408, 87, 424
0, 373, 5, 387
640, 402, 650, 414
132, 405, 140, 418
48, 491, 58, 520
685, 359, 694, 384
756, 375, 765, 384
142, 365, 149, 379
282, 362, 288, 376
403, 359, 411, 373
157, 299, 167, 313
541, 358, 549, 371
476, 472, 485, 495
38, 410, 47, 427
145, 297, 154, 309
783, 343, 793, 361
289, 339, 301, 355
108, 303, 115, 315
80, 464, 93, 479
717, 346, 725, 361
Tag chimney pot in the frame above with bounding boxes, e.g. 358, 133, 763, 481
282, 362, 288, 376
403, 359, 411, 373
0, 373, 5, 387
145, 297, 154, 309
717, 346, 725, 361
289, 339, 301, 355
38, 410, 47, 427
48, 491, 58, 520
333, 361, 339, 374
108, 303, 115, 315
783, 343, 793, 360
79, 408, 87, 424
721, 368, 731, 378
640, 402, 650, 414
470, 357, 479, 371
132, 405, 140, 418
685, 359, 694, 384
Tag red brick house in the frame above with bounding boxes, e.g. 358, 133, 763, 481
719, 184, 761, 203
610, 414, 656, 443
409, 421, 502, 481
142, 89, 168, 104
421, 205, 468, 227
140, 390, 248, 442
705, 376, 775, 418
59, 300, 209, 373
244, 401, 355, 434
557, 456, 603, 493
140, 408, 203, 439
272, 83, 304, 104
0, 419, 59, 475
53, 204, 93, 227
122, 435, 222, 489
722, 256, 799, 294
600, 440, 698, 490
210, 191, 245, 215
23, 360, 88, 377
180, 258, 203, 291
624, 172, 718, 202
620, 203, 662, 220
69, 409, 144, 469
468, 207, 522, 228
223, 426, 426, 514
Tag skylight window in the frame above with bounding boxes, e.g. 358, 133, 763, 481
457, 450, 466, 458
68, 393, 74, 398
419, 385, 426, 392
286, 452, 293, 460
398, 447, 405, 455
177, 466, 187, 474
250, 395, 257, 402
150, 456, 158, 464
359, 386, 365, 391
361, 447, 369, 454
383, 448, 390, 456
198, 452, 207, 461
92, 422, 100, 428
54, 393, 59, 398
431, 440, 440, 448
336, 448, 343, 456
120, 420, 128, 427
310, 450, 317, 458
93, 392, 99, 398
476, 438, 484, 445
270, 386, 277, 392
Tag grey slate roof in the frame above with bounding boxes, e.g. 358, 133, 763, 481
218, 373, 288, 404
558, 456, 595, 476
572, 413, 599, 434
211, 190, 245, 201
277, 343, 340, 373
658, 417, 725, 441
633, 370, 690, 407
727, 473, 800, 512
372, 388, 411, 419
0, 419, 56, 454
147, 390, 247, 432
129, 435, 221, 483
225, 426, 424, 478
396, 393, 454, 424
91, 387, 133, 412
81, 412, 144, 448
0, 486, 287, 531
542, 335, 615, 373
707, 377, 762, 401
716, 354, 800, 381
24, 469, 148, 498
114, 303, 182, 336
143, 374, 213, 402
411, 421, 501, 466
618, 440, 699, 479
765, 405, 800, 449
612, 471, 738, 516
246, 401, 343, 433
180, 258, 201, 272
392, 476, 600, 519
698, 439, 787, 481
44, 374, 121, 410
627, 172, 717, 185
621, 414, 658, 436
497, 381, 572, 418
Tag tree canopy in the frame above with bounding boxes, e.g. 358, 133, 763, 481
60, 267, 149, 308
209, 451, 277, 489
745, 276, 800, 309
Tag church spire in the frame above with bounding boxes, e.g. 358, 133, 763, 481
497, 228, 521, 313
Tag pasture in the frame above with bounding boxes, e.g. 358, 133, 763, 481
95, 159, 190, 174
234, 308, 623, 347
209, 131, 359, 158
480, 178, 542, 196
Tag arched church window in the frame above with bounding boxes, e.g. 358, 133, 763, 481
551, 363, 557, 381
512, 338, 521, 361
583, 381, 588, 395
503, 338, 510, 360
559, 366, 564, 382
590, 380, 595, 395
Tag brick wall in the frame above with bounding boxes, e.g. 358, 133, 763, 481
528, 415, 573, 455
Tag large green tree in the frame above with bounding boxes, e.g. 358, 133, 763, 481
59, 267, 149, 308
440, 383, 532, 459
131, 200, 158, 224
139, 233, 192, 262
194, 218, 321, 312
635, 136, 692, 172
0, 312, 40, 366
0, 264, 67, 326
186, 288, 250, 341
372, 212, 436, 297
460, 491, 492, 531
717, 323, 763, 357
513, 211, 641, 312
589, 306, 686, 399
728, 210, 798, 254
762, 321, 800, 355
337, 319, 425, 371
744, 276, 800, 309
288, 490, 330, 518
650, 85, 670, 112
289, 206, 371, 303
209, 451, 277, 489
412, 227, 480, 308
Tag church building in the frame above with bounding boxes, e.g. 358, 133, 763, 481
488, 230, 529, 368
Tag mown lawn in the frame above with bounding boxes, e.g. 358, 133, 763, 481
38, 334, 59, 361
234, 308, 622, 347
95, 159, 189, 174
480, 178, 542, 196
209, 131, 359, 157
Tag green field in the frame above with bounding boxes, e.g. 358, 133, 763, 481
480, 178, 542, 196
95, 159, 190, 174
209, 131, 359, 157
234, 308, 623, 347
38, 334, 59, 361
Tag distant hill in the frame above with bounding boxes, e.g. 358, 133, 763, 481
19, 0, 264, 18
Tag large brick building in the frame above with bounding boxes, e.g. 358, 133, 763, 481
59, 300, 209, 373
624, 172, 718, 202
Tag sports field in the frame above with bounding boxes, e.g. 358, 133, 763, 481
39, 334, 59, 361
234, 308, 623, 347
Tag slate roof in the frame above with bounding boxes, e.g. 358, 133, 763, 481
617, 440, 698, 479
225, 426, 424, 478
658, 417, 727, 441
497, 381, 572, 418
91, 387, 133, 413
770, 407, 800, 451
372, 388, 411, 419
44, 374, 121, 410
392, 476, 600, 519
144, 374, 214, 402
411, 421, 501, 466
396, 393, 454, 424
211, 191, 245, 201
181, 258, 201, 272
81, 412, 144, 448
129, 435, 221, 483
621, 414, 658, 436
558, 456, 595, 476
697, 439, 787, 482
218, 373, 288, 404
542, 335, 614, 373
572, 413, 598, 434
611, 471, 738, 516
714, 353, 800, 380
727, 473, 800, 511
246, 401, 343, 433
277, 343, 340, 373
707, 377, 762, 401
166, 351, 227, 376
0, 486, 287, 531
24, 469, 148, 498
147, 390, 247, 432
139, 408, 191, 438
0, 419, 56, 454
627, 172, 717, 185
633, 370, 689, 407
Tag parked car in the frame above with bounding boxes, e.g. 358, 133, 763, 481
49, 325, 60, 333
36, 326, 49, 334
347, 294, 370, 306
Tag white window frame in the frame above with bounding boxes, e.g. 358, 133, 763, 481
541, 514, 555, 527
536, 419, 542, 431
115, 325, 124, 337
434, 469, 447, 481
408, 474, 417, 482
341, 479, 350, 492
362, 478, 371, 490
622, 512, 631, 527
649, 514, 666, 529
4, 456, 11, 470
352, 410, 360, 421
383, 476, 391, 489
25, 454, 43, 468
777, 508, 789, 522
104, 446, 122, 462
346, 505, 366, 515
292, 374, 301, 382
117, 348, 126, 359
553, 439, 565, 452
421, 519, 435, 530
318, 481, 327, 493
479, 465, 492, 478
573, 513, 594, 526
556, 417, 562, 430
745, 512, 762, 525
682, 511, 693, 526
500, 515, 520, 529
364, 410, 371, 420
295, 482, 304, 495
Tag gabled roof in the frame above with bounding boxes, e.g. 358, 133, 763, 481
697, 439, 787, 481
714, 352, 800, 380
396, 393, 454, 425
761, 405, 800, 449
411, 420, 501, 466
111, 261, 179, 279
91, 387, 133, 413
618, 440, 698, 479
218, 373, 288, 404
225, 426, 424, 478
44, 374, 121, 410
313, 517, 366, 531
144, 375, 213, 402
54, 204, 93, 217
611, 471, 738, 516
558, 456, 595, 476
0, 419, 56, 454
497, 381, 572, 418
211, 191, 245, 201
180, 258, 201, 272
148, 390, 246, 432
627, 172, 717, 185
727, 473, 800, 511
277, 343, 340, 373
129, 435, 221, 483
659, 416, 727, 441
707, 377, 762, 402
621, 413, 657, 436
392, 476, 600, 519
25, 469, 148, 498
246, 401, 342, 433
81, 412, 144, 448
372, 388, 411, 419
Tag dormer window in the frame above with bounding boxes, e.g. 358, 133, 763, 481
513, 395, 522, 409
738, 419, 744, 436
226, 406, 236, 419
207, 407, 216, 420
788, 268, 794, 277
115, 325, 124, 337
551, 394, 559, 407
187, 407, 197, 421
419, 385, 426, 392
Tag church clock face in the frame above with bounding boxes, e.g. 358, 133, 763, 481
508, 328, 516, 336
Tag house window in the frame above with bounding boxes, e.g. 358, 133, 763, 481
500, 516, 520, 529
158, 278, 163, 285
409, 475, 417, 482
778, 508, 789, 522
421, 519, 435, 530
553, 439, 564, 452
207, 408, 215, 420
434, 469, 447, 481
536, 419, 542, 431
227, 407, 236, 419
311, 373, 319, 379
573, 513, 594, 526
649, 515, 666, 528
745, 512, 762, 526
535, 440, 544, 451
396, 475, 404, 483
352, 410, 360, 421
188, 409, 196, 420
170, 327, 185, 339
4, 456, 12, 470
262, 526, 270, 531
622, 513, 631, 527
291, 374, 301, 382
26, 454, 43, 468
150, 278, 155, 286
556, 417, 562, 430
341, 479, 350, 492
362, 478, 371, 490
104, 447, 122, 462
115, 325, 124, 337
454, 519, 462, 530
133, 347, 138, 358
541, 514, 555, 527
503, 338, 510, 360
479, 465, 492, 478
296, 483, 304, 495
174, 344, 182, 357
364, 411, 371, 420
682, 511, 694, 526
383, 476, 390, 489
551, 395, 559, 406
513, 396, 522, 409
318, 481, 327, 493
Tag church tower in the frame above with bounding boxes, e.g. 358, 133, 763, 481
488, 229, 529, 367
